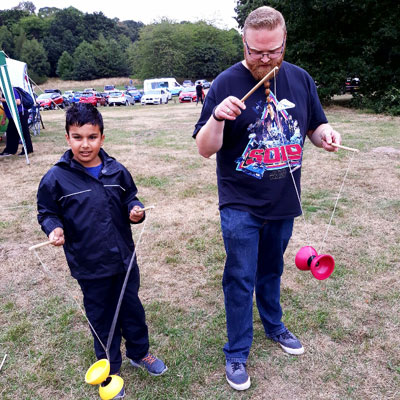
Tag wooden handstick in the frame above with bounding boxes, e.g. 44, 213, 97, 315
241, 66, 279, 103
331, 143, 359, 153
137, 205, 155, 212
29, 240, 55, 251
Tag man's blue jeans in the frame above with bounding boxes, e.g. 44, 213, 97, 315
220, 207, 294, 362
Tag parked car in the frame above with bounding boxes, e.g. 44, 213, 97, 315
104, 85, 115, 93
36, 92, 64, 110
182, 80, 194, 87
179, 86, 197, 103
126, 89, 143, 102
99, 92, 110, 105
143, 78, 183, 96
44, 89, 62, 95
79, 92, 107, 107
344, 77, 360, 93
141, 89, 169, 105
84, 87, 95, 92
108, 91, 135, 106
69, 91, 83, 104
195, 79, 211, 89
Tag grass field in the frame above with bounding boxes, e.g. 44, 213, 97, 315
0, 100, 399, 399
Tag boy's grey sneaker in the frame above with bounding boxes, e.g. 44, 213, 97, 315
130, 353, 168, 376
112, 385, 125, 399
225, 361, 251, 391
268, 328, 304, 355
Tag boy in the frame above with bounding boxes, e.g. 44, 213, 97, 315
37, 103, 167, 399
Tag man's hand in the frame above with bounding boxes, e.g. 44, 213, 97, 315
308, 123, 342, 152
213, 96, 246, 121
49, 227, 65, 246
129, 206, 144, 223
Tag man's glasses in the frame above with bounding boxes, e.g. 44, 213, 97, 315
244, 37, 285, 60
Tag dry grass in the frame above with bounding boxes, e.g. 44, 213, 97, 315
0, 101, 399, 399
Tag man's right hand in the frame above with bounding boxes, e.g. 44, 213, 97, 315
49, 227, 65, 246
214, 96, 246, 121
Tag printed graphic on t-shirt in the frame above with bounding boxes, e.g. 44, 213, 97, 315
235, 92, 303, 180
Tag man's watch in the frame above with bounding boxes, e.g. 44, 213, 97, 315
212, 106, 224, 122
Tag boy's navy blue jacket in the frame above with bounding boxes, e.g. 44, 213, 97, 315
37, 148, 144, 280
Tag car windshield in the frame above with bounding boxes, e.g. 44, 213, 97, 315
183, 87, 196, 92
37, 93, 52, 99
146, 90, 162, 95
109, 92, 123, 97
81, 92, 94, 97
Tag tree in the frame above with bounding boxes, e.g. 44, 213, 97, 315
12, 1, 36, 14
71, 41, 98, 80
234, 0, 400, 114
20, 38, 50, 84
56, 50, 73, 80
131, 20, 242, 80
42, 7, 85, 76
0, 26, 15, 57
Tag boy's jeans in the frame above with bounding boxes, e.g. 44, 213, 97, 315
220, 207, 294, 362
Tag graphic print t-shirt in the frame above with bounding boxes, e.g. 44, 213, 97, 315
194, 61, 328, 220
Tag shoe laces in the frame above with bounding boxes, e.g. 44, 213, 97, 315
231, 362, 243, 373
141, 353, 157, 365
279, 329, 294, 340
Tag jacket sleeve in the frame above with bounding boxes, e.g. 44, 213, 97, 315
37, 171, 64, 235
121, 167, 145, 224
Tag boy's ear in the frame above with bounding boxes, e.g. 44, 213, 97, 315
65, 133, 71, 144
100, 133, 105, 146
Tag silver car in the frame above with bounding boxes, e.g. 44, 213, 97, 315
108, 91, 135, 106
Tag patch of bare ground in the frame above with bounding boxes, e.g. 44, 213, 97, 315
1, 102, 399, 399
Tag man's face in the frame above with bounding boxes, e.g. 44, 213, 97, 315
65, 123, 104, 168
243, 27, 286, 81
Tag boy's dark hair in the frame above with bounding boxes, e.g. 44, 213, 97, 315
65, 103, 104, 135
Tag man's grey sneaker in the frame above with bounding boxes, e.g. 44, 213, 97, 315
225, 361, 251, 391
268, 328, 304, 355
130, 353, 168, 376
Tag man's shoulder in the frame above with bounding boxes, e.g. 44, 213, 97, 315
281, 61, 314, 80
216, 61, 247, 81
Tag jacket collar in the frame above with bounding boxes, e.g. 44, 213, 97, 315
57, 148, 118, 175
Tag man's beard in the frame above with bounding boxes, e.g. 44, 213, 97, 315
244, 48, 285, 81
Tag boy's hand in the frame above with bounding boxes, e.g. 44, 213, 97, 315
129, 206, 144, 223
49, 227, 65, 246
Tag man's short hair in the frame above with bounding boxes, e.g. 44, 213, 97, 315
243, 6, 286, 36
65, 103, 104, 135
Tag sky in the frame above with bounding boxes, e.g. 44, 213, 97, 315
4, 0, 240, 30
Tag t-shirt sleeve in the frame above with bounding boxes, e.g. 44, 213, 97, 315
307, 77, 328, 131
192, 86, 217, 138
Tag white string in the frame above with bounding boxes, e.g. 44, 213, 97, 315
319, 151, 356, 253
33, 248, 108, 354
272, 76, 355, 252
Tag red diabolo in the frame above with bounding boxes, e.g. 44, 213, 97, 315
295, 246, 335, 280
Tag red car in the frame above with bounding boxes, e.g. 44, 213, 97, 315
79, 92, 107, 107
36, 92, 64, 110
179, 86, 197, 103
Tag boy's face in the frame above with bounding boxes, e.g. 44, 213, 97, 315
65, 123, 105, 168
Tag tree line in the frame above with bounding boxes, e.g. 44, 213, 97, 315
0, 2, 242, 85
1, 1, 399, 114
236, 0, 400, 115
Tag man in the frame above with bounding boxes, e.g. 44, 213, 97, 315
0, 88, 33, 156
195, 81, 205, 105
193, 6, 341, 391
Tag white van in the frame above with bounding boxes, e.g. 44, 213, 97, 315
143, 78, 183, 96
